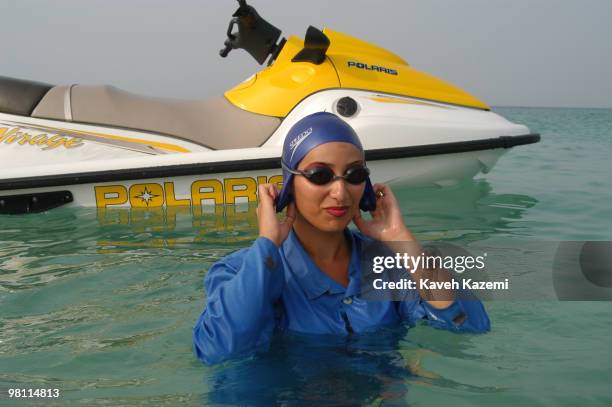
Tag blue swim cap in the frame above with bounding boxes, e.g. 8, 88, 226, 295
275, 112, 376, 212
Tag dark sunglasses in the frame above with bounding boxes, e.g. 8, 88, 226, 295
282, 162, 370, 185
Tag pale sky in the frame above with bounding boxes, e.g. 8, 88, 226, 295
1, 0, 611, 108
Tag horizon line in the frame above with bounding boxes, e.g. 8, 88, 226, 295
492, 104, 612, 110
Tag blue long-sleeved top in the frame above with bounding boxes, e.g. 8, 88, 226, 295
193, 229, 490, 364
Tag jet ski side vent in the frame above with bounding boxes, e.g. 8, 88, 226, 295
0, 190, 73, 215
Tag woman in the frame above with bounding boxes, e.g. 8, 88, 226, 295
193, 112, 490, 365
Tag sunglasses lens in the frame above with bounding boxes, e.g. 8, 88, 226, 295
304, 168, 334, 185
300, 166, 369, 185
345, 167, 369, 184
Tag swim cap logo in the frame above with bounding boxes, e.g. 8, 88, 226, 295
288, 127, 312, 162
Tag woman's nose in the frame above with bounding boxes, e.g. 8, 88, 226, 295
328, 178, 350, 201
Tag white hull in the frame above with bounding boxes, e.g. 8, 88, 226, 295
0, 148, 504, 209
0, 90, 537, 213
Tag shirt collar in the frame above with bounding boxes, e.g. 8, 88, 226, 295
281, 228, 362, 300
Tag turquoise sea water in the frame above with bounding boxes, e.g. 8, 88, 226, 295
1, 107, 611, 406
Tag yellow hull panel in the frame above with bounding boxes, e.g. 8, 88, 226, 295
225, 28, 488, 117
225, 36, 340, 117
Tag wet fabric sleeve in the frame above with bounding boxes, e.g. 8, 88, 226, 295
193, 237, 284, 365
398, 289, 491, 333
359, 236, 490, 333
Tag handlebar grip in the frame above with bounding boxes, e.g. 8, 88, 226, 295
220, 44, 232, 58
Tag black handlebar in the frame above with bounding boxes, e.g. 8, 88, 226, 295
219, 17, 239, 58
219, 0, 283, 65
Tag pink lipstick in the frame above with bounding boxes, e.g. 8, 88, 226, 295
326, 207, 348, 217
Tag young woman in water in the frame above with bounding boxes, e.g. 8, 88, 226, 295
193, 112, 489, 365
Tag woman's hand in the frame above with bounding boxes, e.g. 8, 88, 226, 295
354, 183, 456, 309
352, 183, 415, 242
257, 183, 296, 247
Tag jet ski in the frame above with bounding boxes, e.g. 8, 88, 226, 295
0, 0, 539, 214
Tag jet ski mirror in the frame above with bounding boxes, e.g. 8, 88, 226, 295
219, 0, 284, 65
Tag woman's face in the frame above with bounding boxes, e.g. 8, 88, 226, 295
292, 142, 366, 232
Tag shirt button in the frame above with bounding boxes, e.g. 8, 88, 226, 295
342, 297, 353, 305
265, 256, 275, 270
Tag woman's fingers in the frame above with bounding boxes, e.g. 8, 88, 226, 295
257, 184, 295, 247
258, 184, 276, 206
373, 183, 395, 204
371, 183, 415, 241
270, 184, 279, 201
373, 183, 401, 215
370, 183, 404, 231
257, 184, 268, 206
257, 184, 279, 223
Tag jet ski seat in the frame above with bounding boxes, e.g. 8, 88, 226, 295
0, 76, 53, 116
30, 84, 281, 150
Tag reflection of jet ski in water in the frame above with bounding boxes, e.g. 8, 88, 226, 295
0, 0, 539, 214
